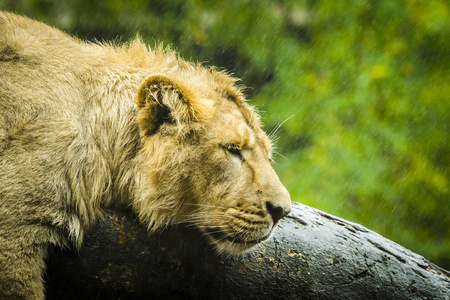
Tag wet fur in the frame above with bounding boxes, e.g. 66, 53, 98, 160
0, 11, 290, 299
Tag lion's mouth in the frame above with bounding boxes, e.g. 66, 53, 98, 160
205, 227, 270, 245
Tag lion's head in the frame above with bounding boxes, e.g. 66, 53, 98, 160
133, 65, 291, 254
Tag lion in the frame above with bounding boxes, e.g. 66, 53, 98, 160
0, 11, 291, 299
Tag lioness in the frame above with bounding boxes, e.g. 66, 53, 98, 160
0, 11, 291, 299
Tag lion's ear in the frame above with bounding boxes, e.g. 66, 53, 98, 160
136, 74, 212, 136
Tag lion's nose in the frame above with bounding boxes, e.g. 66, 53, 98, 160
266, 201, 291, 224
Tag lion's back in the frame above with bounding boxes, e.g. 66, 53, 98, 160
0, 11, 97, 156
1, 11, 101, 123
0, 12, 89, 212
0, 12, 142, 232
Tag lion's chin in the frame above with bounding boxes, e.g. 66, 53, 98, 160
204, 227, 271, 255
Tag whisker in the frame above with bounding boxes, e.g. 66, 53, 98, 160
268, 115, 294, 141
181, 203, 229, 209
273, 150, 285, 159
182, 213, 228, 221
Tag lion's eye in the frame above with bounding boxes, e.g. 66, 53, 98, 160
227, 145, 244, 161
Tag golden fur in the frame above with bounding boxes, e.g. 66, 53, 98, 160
0, 11, 291, 299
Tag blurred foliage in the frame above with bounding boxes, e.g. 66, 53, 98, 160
1, 0, 449, 269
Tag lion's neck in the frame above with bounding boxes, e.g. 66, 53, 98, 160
68, 68, 147, 219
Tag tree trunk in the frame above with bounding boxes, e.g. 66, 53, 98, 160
45, 202, 450, 299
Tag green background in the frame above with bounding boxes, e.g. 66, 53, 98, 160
1, 0, 448, 269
